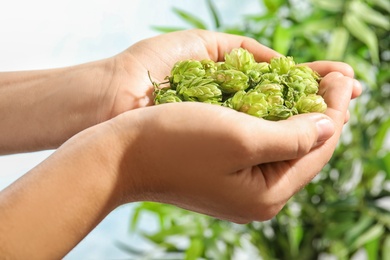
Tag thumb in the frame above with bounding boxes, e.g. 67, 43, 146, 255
246, 113, 335, 164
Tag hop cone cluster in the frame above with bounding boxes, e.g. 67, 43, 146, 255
152, 48, 327, 120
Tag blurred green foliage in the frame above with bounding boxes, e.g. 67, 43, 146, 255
124, 0, 390, 259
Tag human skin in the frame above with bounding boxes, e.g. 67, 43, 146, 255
0, 30, 361, 258
0, 29, 361, 154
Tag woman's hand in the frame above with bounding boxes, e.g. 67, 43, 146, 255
107, 71, 354, 223
101, 29, 281, 118
0, 29, 362, 258
0, 29, 361, 153
103, 29, 362, 121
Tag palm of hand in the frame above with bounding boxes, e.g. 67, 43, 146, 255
102, 30, 279, 119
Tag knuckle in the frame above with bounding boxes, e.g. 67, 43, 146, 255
294, 128, 315, 157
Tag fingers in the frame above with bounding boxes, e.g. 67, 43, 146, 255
236, 73, 358, 167
306, 60, 355, 77
259, 72, 354, 195
194, 29, 281, 62
351, 79, 363, 99
305, 61, 363, 99
240, 113, 335, 166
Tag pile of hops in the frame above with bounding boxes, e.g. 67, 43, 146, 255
152, 48, 327, 121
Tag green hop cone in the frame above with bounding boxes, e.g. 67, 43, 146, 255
296, 94, 327, 113
254, 83, 284, 106
293, 65, 321, 81
178, 77, 222, 102
265, 105, 296, 121
270, 56, 296, 75
154, 89, 182, 104
201, 59, 217, 76
285, 66, 320, 94
224, 48, 256, 73
151, 48, 327, 121
247, 62, 270, 87
229, 89, 269, 118
258, 72, 282, 85
170, 60, 206, 88
283, 85, 305, 110
212, 69, 249, 94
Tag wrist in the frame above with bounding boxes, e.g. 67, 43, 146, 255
0, 58, 118, 153
101, 110, 149, 205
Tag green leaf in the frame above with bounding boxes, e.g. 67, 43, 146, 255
373, 117, 390, 150
343, 13, 379, 63
383, 235, 390, 260
310, 0, 344, 12
350, 0, 390, 30
288, 223, 303, 257
372, 0, 390, 13
292, 17, 336, 35
329, 240, 349, 259
364, 236, 380, 260
152, 26, 188, 33
381, 153, 390, 178
273, 24, 293, 55
244, 12, 276, 22
326, 27, 349, 60
345, 215, 375, 245
185, 237, 204, 260
345, 54, 377, 87
206, 0, 221, 29
263, 0, 285, 13
130, 207, 142, 231
172, 7, 207, 29
351, 224, 385, 250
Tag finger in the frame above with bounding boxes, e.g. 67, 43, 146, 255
345, 110, 350, 124
305, 61, 355, 78
260, 71, 354, 193
240, 113, 335, 166
198, 30, 282, 62
351, 79, 363, 99
305, 61, 362, 99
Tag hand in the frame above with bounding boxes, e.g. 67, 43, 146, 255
98, 29, 280, 119
0, 29, 361, 258
101, 29, 362, 121
0, 29, 361, 153
105, 70, 355, 223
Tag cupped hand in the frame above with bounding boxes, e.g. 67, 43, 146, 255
108, 71, 354, 223
100, 29, 361, 122
101, 29, 279, 120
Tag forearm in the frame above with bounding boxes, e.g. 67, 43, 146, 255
0, 59, 115, 154
0, 123, 124, 259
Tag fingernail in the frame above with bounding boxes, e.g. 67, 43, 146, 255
316, 117, 335, 143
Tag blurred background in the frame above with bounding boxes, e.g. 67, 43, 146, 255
0, 0, 389, 259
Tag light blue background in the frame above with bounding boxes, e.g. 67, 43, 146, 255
0, 1, 261, 258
